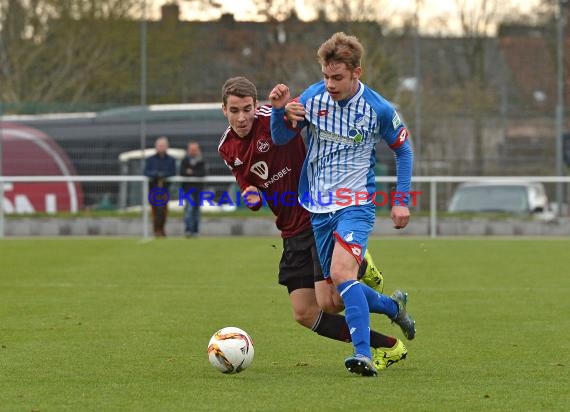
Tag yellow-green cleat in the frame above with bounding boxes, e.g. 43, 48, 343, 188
359, 249, 384, 293
372, 339, 408, 370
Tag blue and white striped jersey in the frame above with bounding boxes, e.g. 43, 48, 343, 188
271, 80, 413, 213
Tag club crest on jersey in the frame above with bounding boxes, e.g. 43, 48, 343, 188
250, 161, 269, 179
256, 139, 270, 153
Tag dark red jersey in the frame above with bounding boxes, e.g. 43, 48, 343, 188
218, 105, 311, 238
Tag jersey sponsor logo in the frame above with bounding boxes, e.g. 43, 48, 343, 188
233, 157, 243, 167
392, 112, 402, 129
250, 161, 269, 179
256, 139, 270, 153
260, 166, 292, 188
319, 129, 360, 145
318, 109, 329, 116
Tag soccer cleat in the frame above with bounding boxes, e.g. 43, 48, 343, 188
344, 354, 377, 377
359, 249, 384, 293
390, 290, 416, 340
371, 340, 408, 370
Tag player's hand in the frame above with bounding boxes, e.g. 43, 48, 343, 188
285, 101, 305, 128
242, 185, 261, 209
269, 84, 291, 109
391, 205, 410, 229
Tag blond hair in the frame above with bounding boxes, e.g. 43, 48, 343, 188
317, 32, 363, 71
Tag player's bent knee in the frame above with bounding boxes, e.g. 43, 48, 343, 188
329, 266, 354, 285
293, 306, 319, 328
289, 288, 321, 328
314, 280, 345, 313
317, 296, 344, 314
330, 250, 359, 284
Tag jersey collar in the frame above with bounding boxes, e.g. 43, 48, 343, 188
336, 81, 363, 108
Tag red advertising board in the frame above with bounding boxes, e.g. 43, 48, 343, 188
1, 122, 84, 213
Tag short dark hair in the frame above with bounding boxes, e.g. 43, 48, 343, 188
222, 76, 257, 105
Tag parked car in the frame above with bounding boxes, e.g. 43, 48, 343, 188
447, 181, 554, 220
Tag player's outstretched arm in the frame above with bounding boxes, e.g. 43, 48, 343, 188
392, 141, 413, 229
269, 83, 290, 109
269, 84, 298, 145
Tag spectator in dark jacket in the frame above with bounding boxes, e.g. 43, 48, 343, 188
144, 136, 176, 237
180, 141, 206, 237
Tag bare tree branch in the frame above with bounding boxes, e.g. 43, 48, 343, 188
0, 0, 139, 109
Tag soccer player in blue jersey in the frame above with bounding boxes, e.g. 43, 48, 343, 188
219, 76, 408, 372
269, 32, 416, 376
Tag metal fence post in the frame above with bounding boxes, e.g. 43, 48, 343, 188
142, 177, 149, 239
430, 180, 437, 238
0, 177, 4, 239
0, 107, 3, 238
556, 0, 566, 217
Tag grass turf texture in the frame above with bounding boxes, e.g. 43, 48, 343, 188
1, 238, 568, 411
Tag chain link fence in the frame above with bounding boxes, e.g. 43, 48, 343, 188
1, 5, 570, 217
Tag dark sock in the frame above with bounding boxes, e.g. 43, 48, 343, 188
312, 311, 397, 348
312, 311, 351, 342
370, 331, 397, 348
357, 259, 368, 280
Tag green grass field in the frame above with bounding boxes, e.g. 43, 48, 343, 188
1, 237, 569, 411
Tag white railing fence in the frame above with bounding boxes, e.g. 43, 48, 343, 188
1, 175, 569, 238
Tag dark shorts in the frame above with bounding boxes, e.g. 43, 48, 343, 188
278, 229, 325, 294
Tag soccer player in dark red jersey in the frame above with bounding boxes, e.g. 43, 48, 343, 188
217, 76, 407, 370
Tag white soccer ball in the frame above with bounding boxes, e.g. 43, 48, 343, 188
207, 327, 254, 374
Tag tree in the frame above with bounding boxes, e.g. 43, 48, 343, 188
301, 0, 401, 97
455, 0, 498, 175
0, 0, 140, 112
251, 0, 296, 21
427, 0, 520, 175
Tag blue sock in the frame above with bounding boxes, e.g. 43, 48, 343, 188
361, 284, 398, 319
337, 280, 371, 358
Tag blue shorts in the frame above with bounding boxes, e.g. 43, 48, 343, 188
310, 204, 375, 279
